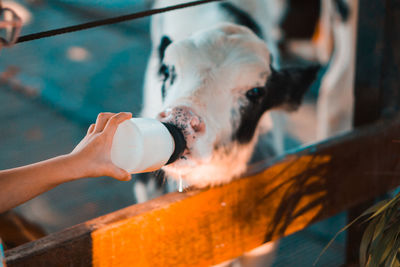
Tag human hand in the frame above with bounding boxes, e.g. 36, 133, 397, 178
69, 112, 132, 181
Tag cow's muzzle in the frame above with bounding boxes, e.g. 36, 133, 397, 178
158, 106, 205, 155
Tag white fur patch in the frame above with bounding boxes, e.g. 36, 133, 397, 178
163, 138, 257, 188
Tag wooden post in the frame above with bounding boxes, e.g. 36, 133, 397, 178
347, 0, 400, 265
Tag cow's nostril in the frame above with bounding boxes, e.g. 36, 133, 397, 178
190, 117, 205, 133
190, 117, 199, 128
158, 109, 171, 119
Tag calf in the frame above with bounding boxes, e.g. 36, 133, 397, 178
139, 1, 319, 266
282, 0, 358, 140
142, 0, 319, 189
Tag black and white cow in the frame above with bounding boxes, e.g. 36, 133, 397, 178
283, 0, 358, 140
138, 2, 318, 266
137, 0, 357, 266
141, 0, 319, 189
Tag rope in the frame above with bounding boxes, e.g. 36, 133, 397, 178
16, 0, 224, 44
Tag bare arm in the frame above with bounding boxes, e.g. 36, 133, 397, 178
0, 112, 132, 213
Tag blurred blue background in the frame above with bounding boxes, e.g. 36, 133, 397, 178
0, 0, 151, 232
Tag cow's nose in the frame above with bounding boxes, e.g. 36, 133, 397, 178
158, 106, 205, 134
158, 109, 171, 119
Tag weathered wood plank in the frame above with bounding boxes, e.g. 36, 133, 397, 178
5, 224, 92, 267
353, 0, 400, 125
5, 118, 400, 267
346, 0, 386, 263
348, 0, 400, 264
353, 0, 386, 126
380, 0, 400, 117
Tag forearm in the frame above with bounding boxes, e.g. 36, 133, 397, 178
0, 112, 131, 213
0, 154, 81, 213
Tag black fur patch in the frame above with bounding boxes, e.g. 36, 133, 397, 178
161, 81, 167, 100
219, 2, 263, 38
334, 0, 350, 22
158, 64, 177, 100
158, 35, 172, 63
264, 65, 320, 111
159, 64, 169, 99
233, 65, 320, 144
158, 36, 172, 100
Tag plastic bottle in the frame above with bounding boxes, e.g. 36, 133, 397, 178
110, 118, 186, 174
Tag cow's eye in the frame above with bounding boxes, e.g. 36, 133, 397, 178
159, 64, 170, 81
246, 87, 265, 101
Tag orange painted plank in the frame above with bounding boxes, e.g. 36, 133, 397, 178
6, 119, 400, 267
90, 119, 400, 267
91, 155, 331, 267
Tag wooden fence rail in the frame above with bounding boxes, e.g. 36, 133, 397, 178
5, 117, 400, 267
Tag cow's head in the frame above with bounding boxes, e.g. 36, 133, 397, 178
154, 23, 318, 187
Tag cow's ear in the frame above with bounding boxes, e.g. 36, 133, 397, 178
158, 35, 173, 63
264, 65, 320, 111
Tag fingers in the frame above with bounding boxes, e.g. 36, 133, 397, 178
109, 166, 132, 181
93, 112, 132, 135
94, 112, 114, 133
87, 124, 95, 134
103, 112, 132, 138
